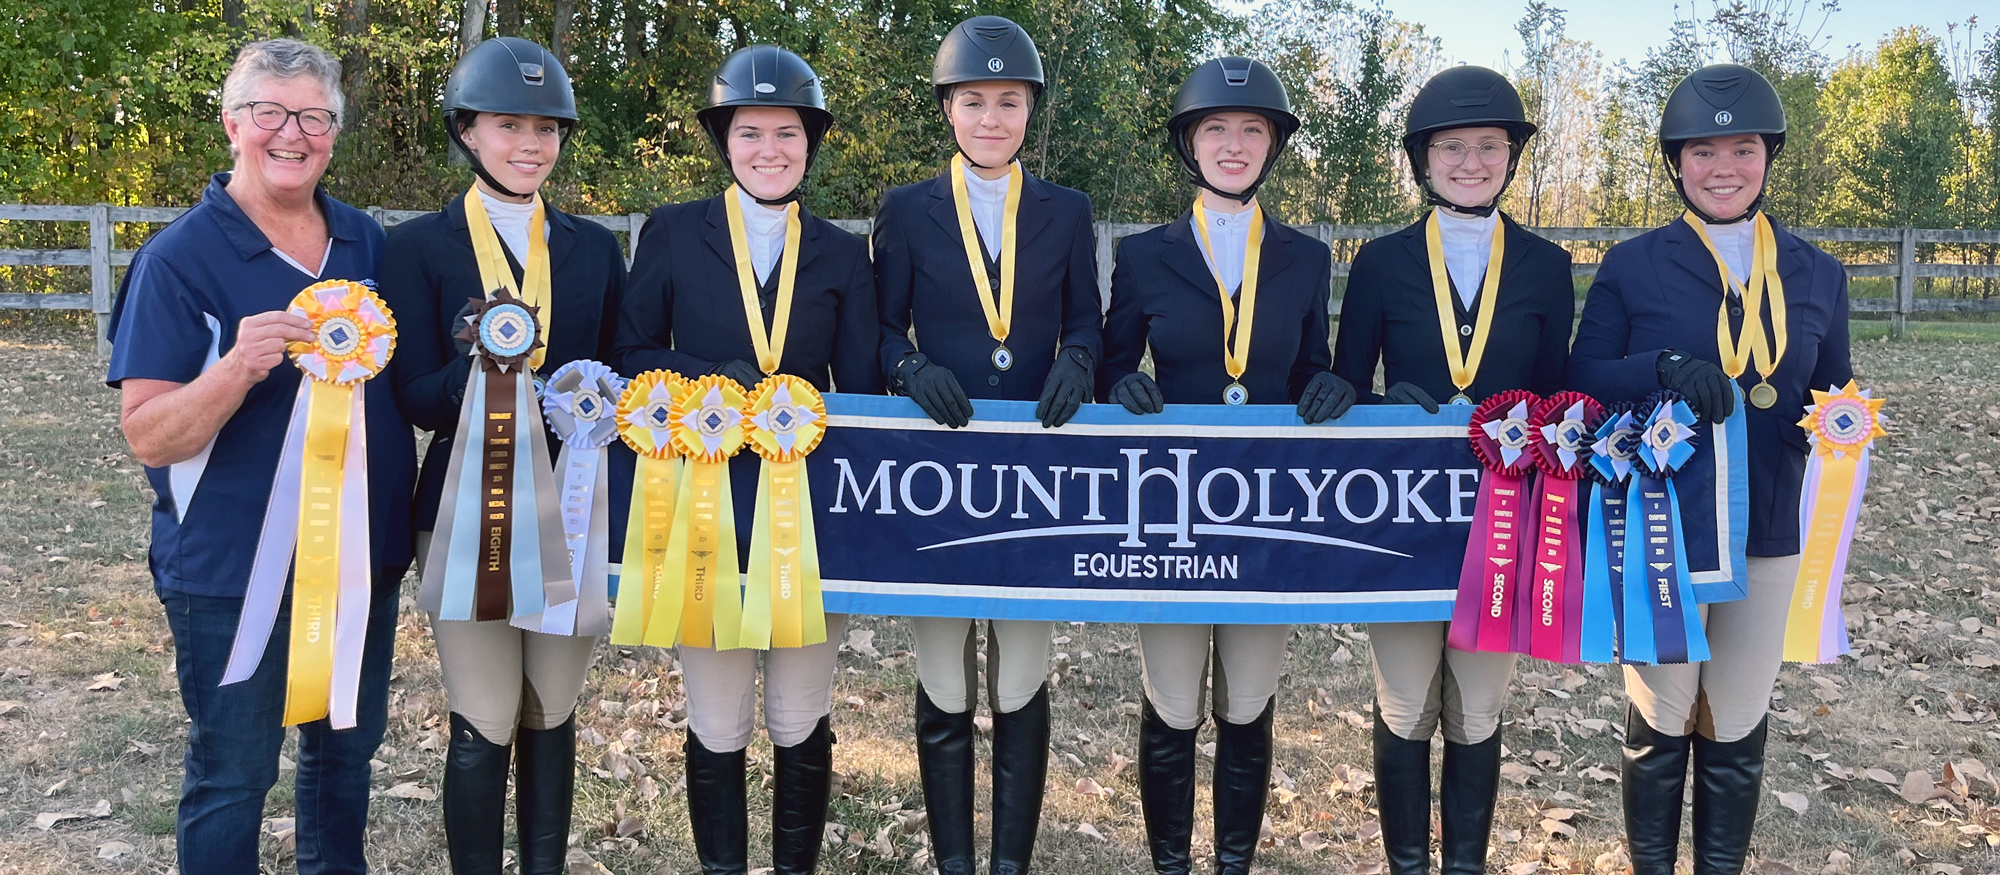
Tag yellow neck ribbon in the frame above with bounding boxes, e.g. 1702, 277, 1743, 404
949, 153, 1022, 347
609, 370, 686, 646
1192, 200, 1264, 387
739, 375, 829, 649
1683, 211, 1788, 384
723, 185, 801, 375
652, 374, 750, 650
1424, 210, 1505, 398
463, 186, 552, 368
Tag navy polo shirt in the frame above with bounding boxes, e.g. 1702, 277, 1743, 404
106, 173, 417, 597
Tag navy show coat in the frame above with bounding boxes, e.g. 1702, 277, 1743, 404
1564, 216, 1852, 557
1098, 211, 1334, 405
378, 194, 633, 539
873, 167, 1103, 402
1333, 212, 1574, 403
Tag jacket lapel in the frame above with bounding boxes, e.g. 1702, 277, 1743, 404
1666, 216, 1729, 295
1011, 170, 1056, 252
544, 202, 577, 274
1161, 212, 1218, 293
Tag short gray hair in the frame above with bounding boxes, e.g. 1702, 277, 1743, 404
220, 39, 345, 124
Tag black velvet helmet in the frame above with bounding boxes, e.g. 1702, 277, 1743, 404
1658, 64, 1787, 223
696, 46, 833, 205
443, 37, 577, 198
1401, 65, 1535, 216
932, 15, 1045, 113
1166, 57, 1300, 204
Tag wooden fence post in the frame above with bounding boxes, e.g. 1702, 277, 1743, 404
1093, 221, 1115, 312
88, 203, 112, 355
1893, 225, 1916, 340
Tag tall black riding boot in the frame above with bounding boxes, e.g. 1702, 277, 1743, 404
1212, 698, 1276, 875
685, 733, 749, 875
1138, 700, 1199, 875
772, 716, 835, 875
1373, 712, 1433, 875
990, 685, 1051, 875
1691, 718, 1768, 875
1439, 729, 1502, 875
443, 713, 511, 875
1623, 705, 1692, 875
515, 714, 578, 875
916, 684, 977, 875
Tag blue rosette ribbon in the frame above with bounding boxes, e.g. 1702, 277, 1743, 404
1579, 403, 1638, 663
538, 359, 625, 636
1618, 391, 1711, 665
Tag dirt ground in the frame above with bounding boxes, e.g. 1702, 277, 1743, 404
0, 320, 1994, 875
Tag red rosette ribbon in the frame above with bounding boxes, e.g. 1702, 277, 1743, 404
1517, 392, 1604, 662
1449, 390, 1541, 653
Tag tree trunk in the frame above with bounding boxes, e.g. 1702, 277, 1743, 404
496, 0, 522, 38
458, 0, 488, 56
551, 0, 576, 59
339, 0, 372, 126
221, 0, 245, 28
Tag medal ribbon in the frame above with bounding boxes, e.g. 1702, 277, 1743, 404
1425, 210, 1505, 397
463, 187, 552, 368
609, 370, 685, 646
227, 280, 393, 728
949, 153, 1021, 347
740, 377, 829, 650
1448, 391, 1539, 654
1684, 211, 1787, 385
1191, 200, 1263, 384
1783, 382, 1886, 663
723, 185, 801, 374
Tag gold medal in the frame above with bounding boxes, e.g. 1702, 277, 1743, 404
1749, 381, 1778, 409
950, 154, 1021, 361
1425, 211, 1504, 401
992, 344, 1013, 371
1687, 211, 1788, 404
1451, 392, 1473, 406
1192, 200, 1263, 396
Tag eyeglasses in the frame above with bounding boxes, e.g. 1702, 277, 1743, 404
236, 102, 339, 137
1429, 139, 1511, 166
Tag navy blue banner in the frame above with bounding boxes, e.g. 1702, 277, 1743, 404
804, 396, 1745, 625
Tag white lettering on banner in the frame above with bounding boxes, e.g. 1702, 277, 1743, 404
827, 446, 1472, 559
1073, 553, 1242, 579
830, 459, 896, 514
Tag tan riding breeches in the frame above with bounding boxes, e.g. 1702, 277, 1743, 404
432, 617, 598, 746
1138, 624, 1290, 730
911, 617, 1054, 715
1367, 621, 1518, 745
678, 613, 848, 752
1624, 554, 1801, 743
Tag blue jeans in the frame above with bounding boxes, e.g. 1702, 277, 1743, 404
158, 575, 400, 875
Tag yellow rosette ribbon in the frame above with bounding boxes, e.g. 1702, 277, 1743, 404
739, 375, 829, 649
225, 279, 395, 728
1783, 381, 1887, 664
645, 374, 752, 650
609, 370, 686, 646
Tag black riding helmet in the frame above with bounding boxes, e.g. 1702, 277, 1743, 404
1658, 63, 1787, 224
696, 45, 833, 206
932, 15, 1044, 166
443, 37, 578, 200
1166, 57, 1301, 205
1402, 65, 1537, 218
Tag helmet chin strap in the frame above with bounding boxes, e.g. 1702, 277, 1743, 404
1174, 128, 1284, 205
1420, 146, 1522, 219
450, 123, 532, 200
1668, 162, 1764, 224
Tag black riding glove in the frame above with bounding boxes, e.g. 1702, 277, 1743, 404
1296, 371, 1358, 424
892, 352, 973, 428
1383, 381, 1440, 413
1656, 349, 1735, 423
1035, 346, 1094, 428
1108, 372, 1165, 415
709, 359, 765, 390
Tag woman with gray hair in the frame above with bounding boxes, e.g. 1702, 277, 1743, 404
106, 38, 415, 875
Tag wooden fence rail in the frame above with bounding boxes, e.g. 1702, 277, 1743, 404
3, 204, 1996, 354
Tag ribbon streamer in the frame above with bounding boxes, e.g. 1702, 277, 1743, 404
1619, 391, 1710, 665
225, 280, 394, 728
1523, 391, 1603, 663
540, 359, 625, 637
647, 375, 751, 649
1579, 404, 1640, 663
1784, 381, 1886, 663
609, 370, 686, 646
739, 375, 830, 649
418, 288, 574, 631
1449, 390, 1540, 653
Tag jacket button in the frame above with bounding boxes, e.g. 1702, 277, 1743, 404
987, 375, 1001, 387
1458, 324, 1473, 336
1729, 305, 1744, 318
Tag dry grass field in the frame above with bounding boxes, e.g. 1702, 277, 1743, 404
0, 319, 1994, 875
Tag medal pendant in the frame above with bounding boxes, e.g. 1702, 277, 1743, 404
991, 344, 1013, 372
1749, 381, 1778, 409
1223, 381, 1249, 406
1450, 393, 1473, 406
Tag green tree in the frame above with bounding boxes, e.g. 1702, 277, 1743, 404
1818, 27, 1968, 228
